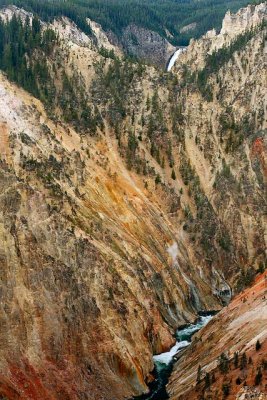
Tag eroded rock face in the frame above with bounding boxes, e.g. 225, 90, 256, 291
167, 273, 267, 399
0, 74, 219, 399
221, 3, 267, 36
174, 2, 267, 70
236, 388, 267, 400
121, 24, 176, 67
87, 18, 122, 56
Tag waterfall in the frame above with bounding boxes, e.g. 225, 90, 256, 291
167, 48, 186, 71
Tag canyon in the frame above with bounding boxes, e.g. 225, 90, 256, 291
0, 2, 266, 400
168, 272, 267, 399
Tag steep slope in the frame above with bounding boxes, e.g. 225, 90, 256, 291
0, 0, 261, 50
0, 3, 266, 400
172, 2, 267, 70
0, 60, 219, 400
167, 272, 267, 399
0, 74, 215, 400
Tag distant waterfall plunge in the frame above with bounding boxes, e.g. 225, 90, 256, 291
167, 48, 186, 71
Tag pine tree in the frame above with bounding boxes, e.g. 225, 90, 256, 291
240, 352, 247, 370
205, 372, 210, 388
255, 368, 262, 385
234, 352, 239, 368
222, 382, 230, 397
197, 365, 202, 384
219, 353, 229, 374
256, 339, 261, 351
155, 174, 161, 185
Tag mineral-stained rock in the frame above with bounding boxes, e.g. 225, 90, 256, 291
167, 273, 267, 399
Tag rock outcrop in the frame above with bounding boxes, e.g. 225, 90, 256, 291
236, 387, 267, 400
87, 18, 122, 56
168, 273, 267, 399
221, 3, 267, 36
120, 24, 176, 67
173, 2, 267, 71
0, 73, 200, 400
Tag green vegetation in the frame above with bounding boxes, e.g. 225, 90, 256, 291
256, 339, 261, 351
255, 368, 262, 385
204, 27, 258, 75
240, 352, 247, 370
147, 91, 167, 140
222, 382, 230, 397
218, 353, 230, 374
197, 365, 202, 384
211, 347, 267, 397
194, 22, 266, 100
21, 155, 63, 197
155, 174, 161, 185
205, 372, 211, 388
179, 155, 232, 259
0, 0, 261, 47
236, 267, 256, 292
213, 159, 236, 192
0, 14, 102, 133
92, 56, 144, 126
218, 232, 231, 251
258, 261, 266, 274
0, 14, 57, 102
234, 352, 239, 368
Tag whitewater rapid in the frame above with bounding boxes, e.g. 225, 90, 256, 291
153, 340, 189, 365
132, 314, 214, 400
153, 315, 213, 366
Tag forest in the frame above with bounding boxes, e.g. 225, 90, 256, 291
0, 0, 262, 46
0, 14, 103, 132
0, 14, 57, 101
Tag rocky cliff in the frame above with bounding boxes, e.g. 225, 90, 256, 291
0, 3, 266, 400
174, 2, 267, 70
168, 272, 267, 399
0, 71, 204, 400
120, 24, 176, 67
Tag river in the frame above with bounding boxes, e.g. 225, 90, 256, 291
132, 313, 214, 400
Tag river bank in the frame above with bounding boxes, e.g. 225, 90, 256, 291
131, 313, 215, 400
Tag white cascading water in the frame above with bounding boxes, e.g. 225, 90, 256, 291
131, 314, 214, 399
167, 48, 185, 71
153, 340, 189, 365
153, 315, 213, 366
132, 314, 213, 399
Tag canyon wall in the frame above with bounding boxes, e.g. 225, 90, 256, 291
168, 272, 267, 399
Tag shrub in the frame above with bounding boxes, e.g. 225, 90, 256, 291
234, 352, 239, 368
240, 352, 247, 370
219, 353, 229, 374
256, 339, 261, 351
222, 382, 230, 397
255, 368, 262, 385
155, 174, 161, 185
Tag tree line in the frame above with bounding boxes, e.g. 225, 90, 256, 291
0, 0, 262, 47
0, 13, 57, 102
